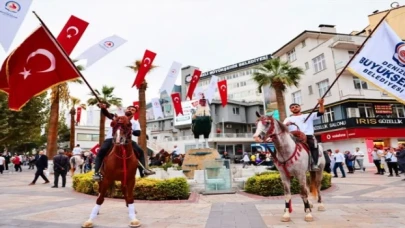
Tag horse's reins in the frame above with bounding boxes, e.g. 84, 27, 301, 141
112, 123, 134, 187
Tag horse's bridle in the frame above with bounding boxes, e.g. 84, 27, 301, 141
257, 116, 282, 141
112, 123, 132, 145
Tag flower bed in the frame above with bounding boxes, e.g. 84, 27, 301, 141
72, 172, 190, 200
244, 171, 332, 196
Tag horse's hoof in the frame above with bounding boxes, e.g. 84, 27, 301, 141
318, 205, 325, 211
309, 203, 313, 208
305, 214, 314, 222
129, 218, 141, 227
281, 216, 291, 222
82, 220, 93, 228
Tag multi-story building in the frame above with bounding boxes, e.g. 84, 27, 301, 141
274, 20, 405, 164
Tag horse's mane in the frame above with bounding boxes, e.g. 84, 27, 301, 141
275, 119, 289, 133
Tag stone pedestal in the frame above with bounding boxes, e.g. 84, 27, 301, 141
181, 148, 220, 179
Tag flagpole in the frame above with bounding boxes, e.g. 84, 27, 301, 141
32, 11, 102, 103
304, 3, 397, 123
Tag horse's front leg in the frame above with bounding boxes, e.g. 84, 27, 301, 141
82, 179, 109, 228
280, 172, 292, 222
126, 178, 141, 228
298, 174, 313, 222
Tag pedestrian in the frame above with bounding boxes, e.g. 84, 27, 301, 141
0, 153, 5, 174
333, 149, 346, 178
52, 149, 69, 188
242, 152, 250, 168
29, 151, 50, 185
354, 147, 365, 172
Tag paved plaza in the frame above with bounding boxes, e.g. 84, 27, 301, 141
1, 166, 405, 228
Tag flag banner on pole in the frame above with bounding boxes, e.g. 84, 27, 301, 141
6, 25, 80, 111
217, 80, 228, 107
132, 101, 139, 120
57, 15, 89, 56
0, 55, 10, 93
186, 69, 201, 100
90, 144, 100, 155
133, 49, 157, 88
151, 97, 164, 120
348, 21, 405, 103
205, 75, 218, 103
75, 35, 127, 68
0, 0, 33, 52
159, 61, 181, 94
171, 92, 183, 116
76, 106, 82, 124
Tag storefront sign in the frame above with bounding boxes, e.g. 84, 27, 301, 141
314, 120, 347, 131
355, 118, 403, 125
321, 128, 405, 142
314, 117, 405, 132
374, 104, 393, 114
321, 129, 348, 142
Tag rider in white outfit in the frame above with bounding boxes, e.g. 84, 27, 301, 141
72, 144, 82, 156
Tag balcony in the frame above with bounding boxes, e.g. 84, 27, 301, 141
334, 60, 350, 74
330, 35, 360, 50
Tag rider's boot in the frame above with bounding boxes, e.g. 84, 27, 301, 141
92, 157, 103, 181
135, 151, 155, 177
311, 150, 320, 171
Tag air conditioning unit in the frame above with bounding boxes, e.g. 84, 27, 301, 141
226, 124, 232, 128
346, 108, 360, 118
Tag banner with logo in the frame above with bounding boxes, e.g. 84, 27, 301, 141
365, 139, 375, 163
205, 75, 218, 103
151, 97, 164, 120
0, 0, 33, 52
173, 99, 198, 126
76, 107, 82, 124
86, 105, 94, 126
348, 21, 405, 104
75, 35, 127, 68
159, 61, 181, 94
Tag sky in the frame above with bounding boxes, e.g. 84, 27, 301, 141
0, 0, 402, 107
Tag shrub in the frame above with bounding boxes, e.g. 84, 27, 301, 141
72, 172, 190, 200
245, 172, 332, 196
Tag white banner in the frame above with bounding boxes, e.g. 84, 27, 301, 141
173, 100, 198, 126
75, 35, 127, 67
0, 0, 33, 52
348, 21, 405, 103
205, 75, 218, 103
193, 86, 204, 100
86, 106, 94, 126
159, 61, 181, 94
151, 98, 164, 120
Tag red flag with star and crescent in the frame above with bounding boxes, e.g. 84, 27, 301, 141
56, 15, 89, 55
133, 101, 140, 120
186, 69, 201, 100
217, 80, 228, 107
171, 93, 183, 116
132, 49, 156, 89
90, 144, 100, 155
0, 55, 10, 94
5, 26, 80, 111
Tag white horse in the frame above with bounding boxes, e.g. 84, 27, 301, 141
70, 155, 84, 177
253, 112, 326, 222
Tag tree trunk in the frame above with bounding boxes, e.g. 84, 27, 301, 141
46, 87, 60, 159
99, 111, 106, 145
138, 80, 148, 168
69, 107, 76, 151
274, 87, 287, 122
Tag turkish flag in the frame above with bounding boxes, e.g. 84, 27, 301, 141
171, 92, 183, 116
76, 107, 82, 124
133, 101, 139, 120
133, 49, 156, 88
186, 69, 201, 100
217, 80, 228, 107
6, 26, 80, 111
0, 55, 10, 94
90, 144, 100, 155
57, 15, 89, 56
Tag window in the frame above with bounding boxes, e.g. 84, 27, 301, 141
312, 53, 326, 73
348, 50, 355, 59
317, 80, 331, 97
322, 107, 335, 123
358, 103, 375, 118
301, 40, 306, 47
77, 133, 98, 141
392, 104, 405, 118
308, 85, 313, 95
305, 62, 309, 70
287, 48, 297, 62
240, 81, 247, 87
353, 76, 368, 89
291, 91, 302, 105
233, 107, 240, 115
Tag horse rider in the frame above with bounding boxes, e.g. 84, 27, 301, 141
172, 145, 180, 160
283, 99, 325, 171
72, 144, 83, 158
92, 104, 155, 181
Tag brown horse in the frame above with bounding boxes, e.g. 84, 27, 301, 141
82, 115, 140, 228
158, 149, 184, 166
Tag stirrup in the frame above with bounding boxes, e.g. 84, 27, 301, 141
311, 164, 320, 171
92, 172, 103, 181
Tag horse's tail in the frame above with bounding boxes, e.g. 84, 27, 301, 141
309, 171, 318, 199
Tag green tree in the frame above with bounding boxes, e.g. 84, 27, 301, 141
126, 60, 157, 165
87, 86, 122, 145
0, 93, 9, 145
252, 57, 304, 121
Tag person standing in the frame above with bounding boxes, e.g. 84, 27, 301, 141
29, 151, 50, 185
354, 147, 365, 172
396, 144, 405, 181
242, 152, 250, 168
72, 144, 82, 157
333, 149, 346, 178
0, 153, 5, 174
12, 154, 22, 172
371, 147, 384, 175
3, 151, 11, 170
52, 149, 69, 188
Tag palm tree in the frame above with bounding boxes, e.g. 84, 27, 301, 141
252, 57, 304, 121
126, 60, 157, 166
46, 60, 84, 159
87, 86, 122, 145
69, 96, 86, 151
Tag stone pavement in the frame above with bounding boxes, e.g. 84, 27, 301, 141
1, 166, 405, 228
